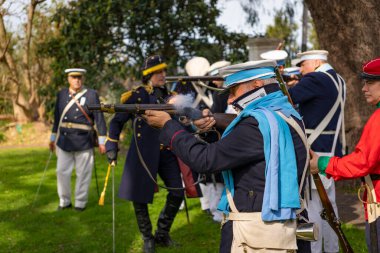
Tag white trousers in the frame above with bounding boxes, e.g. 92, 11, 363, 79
200, 182, 224, 222
307, 179, 339, 253
56, 147, 94, 208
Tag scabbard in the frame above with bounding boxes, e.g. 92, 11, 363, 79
369, 219, 379, 253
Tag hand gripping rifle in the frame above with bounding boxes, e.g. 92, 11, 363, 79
87, 103, 236, 130
275, 68, 353, 252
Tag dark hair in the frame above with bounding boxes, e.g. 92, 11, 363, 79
142, 73, 153, 84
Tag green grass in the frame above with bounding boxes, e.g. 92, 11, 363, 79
0, 148, 220, 253
0, 148, 367, 252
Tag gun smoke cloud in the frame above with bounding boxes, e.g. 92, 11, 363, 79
168, 94, 194, 110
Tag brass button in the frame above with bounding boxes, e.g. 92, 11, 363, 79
136, 90, 140, 94
138, 118, 142, 122
137, 98, 141, 102
249, 190, 254, 197
159, 144, 164, 150
137, 133, 141, 138
138, 125, 141, 128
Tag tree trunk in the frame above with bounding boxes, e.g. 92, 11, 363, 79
0, 1, 47, 123
305, 0, 380, 152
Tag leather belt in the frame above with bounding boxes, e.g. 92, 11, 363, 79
60, 122, 92, 131
370, 174, 380, 181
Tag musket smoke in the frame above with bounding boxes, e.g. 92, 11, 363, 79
168, 94, 202, 120
168, 94, 194, 110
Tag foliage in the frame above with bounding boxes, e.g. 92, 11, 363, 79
44, 0, 248, 97
265, 6, 299, 61
240, 0, 262, 28
0, 1, 55, 122
122, 0, 248, 73
0, 147, 369, 252
42, 0, 128, 91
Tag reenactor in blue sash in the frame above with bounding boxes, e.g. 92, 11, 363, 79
288, 50, 346, 253
105, 55, 184, 253
49, 68, 107, 212
143, 60, 309, 253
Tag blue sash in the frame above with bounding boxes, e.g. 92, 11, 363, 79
217, 91, 301, 221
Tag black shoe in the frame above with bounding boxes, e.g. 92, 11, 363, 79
154, 232, 178, 247
74, 206, 86, 212
155, 195, 183, 247
143, 237, 155, 253
57, 203, 72, 211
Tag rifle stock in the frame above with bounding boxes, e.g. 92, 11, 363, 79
312, 173, 354, 253
87, 104, 236, 130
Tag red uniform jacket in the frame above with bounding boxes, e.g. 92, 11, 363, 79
326, 108, 380, 219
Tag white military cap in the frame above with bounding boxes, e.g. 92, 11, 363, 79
219, 60, 277, 89
64, 68, 87, 76
296, 50, 329, 66
260, 50, 288, 66
208, 60, 231, 76
291, 58, 302, 67
185, 57, 210, 76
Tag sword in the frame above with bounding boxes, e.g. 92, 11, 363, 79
32, 151, 53, 207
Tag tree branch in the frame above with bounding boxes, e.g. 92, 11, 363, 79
0, 34, 10, 61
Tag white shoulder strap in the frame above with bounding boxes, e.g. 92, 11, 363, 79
307, 72, 343, 155
276, 112, 309, 195
276, 112, 310, 214
55, 89, 88, 144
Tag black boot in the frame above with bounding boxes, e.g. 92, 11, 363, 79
133, 202, 155, 253
155, 194, 183, 247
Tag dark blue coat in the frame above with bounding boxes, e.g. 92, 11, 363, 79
106, 85, 182, 203
52, 87, 106, 152
288, 69, 345, 156
159, 86, 308, 252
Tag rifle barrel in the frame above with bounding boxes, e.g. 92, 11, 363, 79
87, 104, 236, 130
166, 76, 224, 82
87, 104, 177, 114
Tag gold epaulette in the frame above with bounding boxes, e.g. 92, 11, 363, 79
120, 90, 133, 103
120, 85, 154, 103
143, 84, 153, 94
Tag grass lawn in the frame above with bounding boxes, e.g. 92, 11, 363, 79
0, 148, 367, 252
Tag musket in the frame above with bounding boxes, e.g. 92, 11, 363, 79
275, 67, 295, 105
312, 174, 354, 252
166, 76, 225, 92
166, 76, 224, 82
87, 103, 236, 130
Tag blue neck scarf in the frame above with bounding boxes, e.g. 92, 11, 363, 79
217, 90, 301, 221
